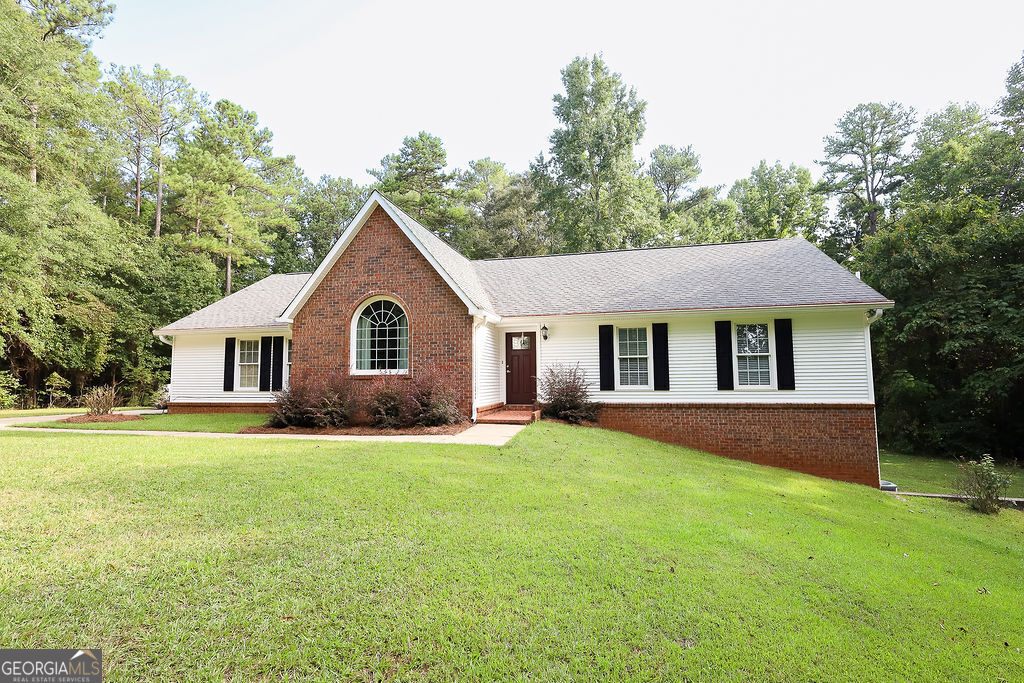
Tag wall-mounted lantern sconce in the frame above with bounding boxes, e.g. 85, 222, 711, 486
540, 325, 549, 341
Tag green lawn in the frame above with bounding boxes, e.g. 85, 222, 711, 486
0, 425, 1021, 680
880, 450, 1024, 498
16, 412, 266, 433
0, 406, 148, 418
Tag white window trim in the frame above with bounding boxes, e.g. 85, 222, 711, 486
349, 295, 410, 376
614, 324, 654, 391
284, 338, 292, 389
731, 320, 777, 391
236, 338, 261, 391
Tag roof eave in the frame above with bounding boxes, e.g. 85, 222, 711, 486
493, 300, 895, 320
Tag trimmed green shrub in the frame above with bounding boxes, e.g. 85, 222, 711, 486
539, 363, 598, 424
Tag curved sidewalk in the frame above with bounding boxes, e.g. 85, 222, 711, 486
0, 412, 525, 446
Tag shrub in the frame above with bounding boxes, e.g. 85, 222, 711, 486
151, 385, 170, 410
539, 363, 598, 424
267, 380, 320, 428
311, 374, 358, 428
955, 455, 1013, 514
81, 384, 119, 415
366, 373, 411, 429
268, 374, 359, 429
408, 370, 462, 426
0, 371, 22, 409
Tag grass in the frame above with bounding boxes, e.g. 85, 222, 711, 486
880, 450, 1024, 498
0, 424, 1021, 681
0, 406, 147, 418
17, 412, 266, 433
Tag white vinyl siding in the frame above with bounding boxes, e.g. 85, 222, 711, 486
502, 309, 874, 404
167, 332, 288, 404
474, 322, 503, 409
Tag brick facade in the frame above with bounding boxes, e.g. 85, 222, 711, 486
597, 402, 880, 486
290, 206, 475, 417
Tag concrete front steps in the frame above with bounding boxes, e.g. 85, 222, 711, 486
475, 404, 540, 425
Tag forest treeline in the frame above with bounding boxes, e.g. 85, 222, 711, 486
1, 1, 1022, 457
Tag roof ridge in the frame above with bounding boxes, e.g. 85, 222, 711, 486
473, 238, 792, 262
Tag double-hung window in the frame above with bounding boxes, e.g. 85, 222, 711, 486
735, 323, 771, 387
617, 326, 650, 387
237, 339, 260, 389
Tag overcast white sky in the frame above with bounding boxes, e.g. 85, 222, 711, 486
93, 0, 1024, 190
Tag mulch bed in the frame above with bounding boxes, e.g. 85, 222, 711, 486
238, 422, 471, 436
61, 413, 144, 424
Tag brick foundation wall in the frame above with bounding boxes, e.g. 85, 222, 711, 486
598, 402, 880, 486
291, 206, 475, 417
168, 402, 273, 414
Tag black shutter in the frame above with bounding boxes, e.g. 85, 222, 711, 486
714, 321, 734, 390
775, 318, 795, 390
223, 337, 236, 391
652, 322, 669, 390
598, 324, 614, 391
258, 336, 272, 391
271, 336, 285, 391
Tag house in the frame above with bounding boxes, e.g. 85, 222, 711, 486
154, 191, 893, 486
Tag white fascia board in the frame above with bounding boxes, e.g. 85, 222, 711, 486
152, 325, 292, 338
494, 301, 894, 325
277, 190, 488, 322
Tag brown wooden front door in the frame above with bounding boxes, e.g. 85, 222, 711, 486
505, 332, 536, 405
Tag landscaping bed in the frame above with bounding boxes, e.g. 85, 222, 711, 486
61, 413, 143, 424
238, 422, 471, 436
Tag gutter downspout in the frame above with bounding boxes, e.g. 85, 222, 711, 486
866, 309, 884, 325
157, 334, 172, 345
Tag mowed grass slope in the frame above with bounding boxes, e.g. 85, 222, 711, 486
18, 412, 266, 433
0, 424, 1021, 681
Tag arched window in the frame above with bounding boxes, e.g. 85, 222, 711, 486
353, 298, 409, 372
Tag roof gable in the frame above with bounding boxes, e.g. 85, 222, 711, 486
279, 191, 495, 322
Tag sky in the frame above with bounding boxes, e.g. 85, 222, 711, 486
92, 0, 1024, 190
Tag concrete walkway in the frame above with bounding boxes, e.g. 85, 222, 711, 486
0, 412, 526, 446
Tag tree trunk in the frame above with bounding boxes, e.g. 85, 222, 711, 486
154, 151, 163, 237
28, 96, 38, 184
225, 231, 233, 295
134, 141, 143, 218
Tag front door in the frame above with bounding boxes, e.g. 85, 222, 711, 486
505, 332, 537, 405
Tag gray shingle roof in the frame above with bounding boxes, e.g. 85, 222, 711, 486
376, 194, 495, 312
473, 238, 890, 317
155, 273, 310, 333
157, 198, 891, 334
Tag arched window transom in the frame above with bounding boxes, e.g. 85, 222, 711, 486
354, 298, 409, 372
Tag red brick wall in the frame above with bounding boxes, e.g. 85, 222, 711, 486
598, 402, 880, 486
290, 206, 474, 416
